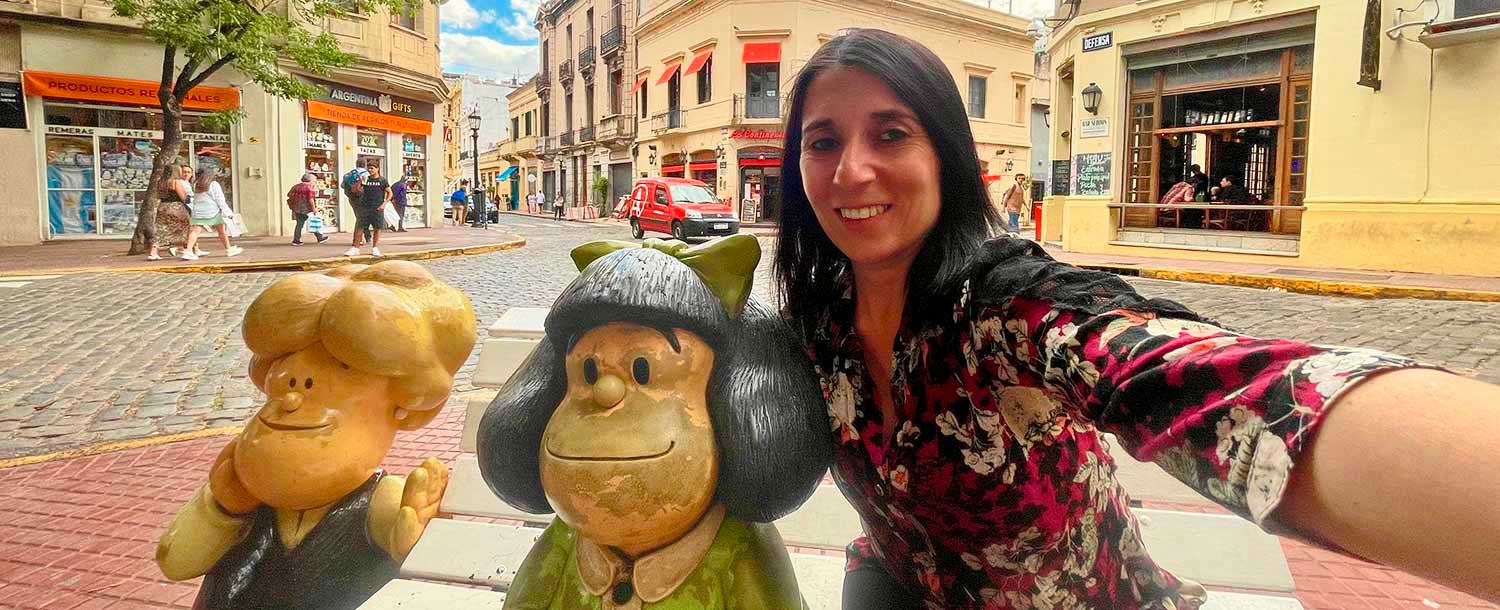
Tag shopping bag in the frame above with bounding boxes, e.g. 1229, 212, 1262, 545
382, 206, 401, 229
225, 214, 245, 238
306, 213, 324, 233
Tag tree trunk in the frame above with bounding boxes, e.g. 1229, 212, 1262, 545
128, 101, 184, 255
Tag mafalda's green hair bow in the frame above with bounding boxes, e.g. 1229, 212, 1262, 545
570, 233, 761, 318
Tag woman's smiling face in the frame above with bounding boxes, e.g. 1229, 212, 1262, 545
798, 66, 943, 274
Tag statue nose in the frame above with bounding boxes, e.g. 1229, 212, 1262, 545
592, 375, 626, 409
277, 392, 304, 413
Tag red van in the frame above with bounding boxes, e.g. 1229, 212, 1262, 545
626, 177, 740, 241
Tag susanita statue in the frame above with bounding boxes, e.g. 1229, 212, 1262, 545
479, 234, 832, 610
155, 260, 477, 610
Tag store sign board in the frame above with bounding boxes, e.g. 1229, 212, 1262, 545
44, 125, 231, 142
305, 77, 435, 122
1083, 32, 1113, 53
1073, 152, 1112, 196
185, 132, 231, 143
307, 100, 432, 135
304, 140, 335, 150
358, 146, 386, 156
22, 70, 239, 111
1079, 118, 1109, 139
1050, 160, 1071, 196
730, 129, 784, 140
402, 151, 426, 160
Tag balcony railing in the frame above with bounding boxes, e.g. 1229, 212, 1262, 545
733, 93, 781, 121
578, 126, 595, 142
558, 59, 573, 83
560, 130, 574, 147
596, 114, 637, 142
536, 69, 551, 92
579, 30, 595, 70
535, 136, 556, 156
651, 109, 684, 133
601, 24, 625, 56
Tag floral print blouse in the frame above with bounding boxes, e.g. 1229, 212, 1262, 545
807, 239, 1418, 610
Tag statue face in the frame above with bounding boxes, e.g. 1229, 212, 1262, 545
235, 343, 401, 510
539, 323, 719, 556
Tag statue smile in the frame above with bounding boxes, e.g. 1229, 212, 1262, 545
546, 441, 676, 462
257, 416, 332, 432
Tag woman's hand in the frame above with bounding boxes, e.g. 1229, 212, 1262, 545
208, 438, 259, 515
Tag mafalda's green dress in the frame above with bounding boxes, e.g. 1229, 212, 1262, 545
501, 506, 806, 610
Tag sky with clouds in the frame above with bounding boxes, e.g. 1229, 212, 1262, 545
439, 0, 1055, 82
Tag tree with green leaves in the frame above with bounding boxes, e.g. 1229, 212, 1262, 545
109, 0, 432, 255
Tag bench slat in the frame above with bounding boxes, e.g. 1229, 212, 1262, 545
359, 579, 505, 609
471, 337, 541, 389
488, 307, 550, 339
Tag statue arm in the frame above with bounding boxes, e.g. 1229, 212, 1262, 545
503, 518, 577, 610
155, 484, 249, 581
728, 524, 806, 610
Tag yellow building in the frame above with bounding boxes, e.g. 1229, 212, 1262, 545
632, 0, 1036, 224
0, 0, 449, 245
1044, 0, 1500, 276
443, 75, 467, 189
501, 77, 543, 210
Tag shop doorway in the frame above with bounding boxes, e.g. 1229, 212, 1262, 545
739, 164, 781, 224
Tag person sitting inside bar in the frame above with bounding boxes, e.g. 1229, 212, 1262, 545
1213, 175, 1253, 204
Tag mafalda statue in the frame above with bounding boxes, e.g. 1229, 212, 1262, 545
155, 260, 477, 610
479, 234, 831, 610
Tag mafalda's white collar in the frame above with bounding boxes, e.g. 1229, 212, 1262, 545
575, 504, 727, 608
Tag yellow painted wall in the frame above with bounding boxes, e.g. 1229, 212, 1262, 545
1048, 0, 1500, 276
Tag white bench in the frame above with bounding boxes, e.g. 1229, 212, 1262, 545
364, 307, 1304, 610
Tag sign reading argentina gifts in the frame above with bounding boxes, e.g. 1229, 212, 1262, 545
304, 78, 435, 123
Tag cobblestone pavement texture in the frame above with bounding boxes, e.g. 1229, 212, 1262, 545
1, 218, 1498, 610
2, 215, 1499, 459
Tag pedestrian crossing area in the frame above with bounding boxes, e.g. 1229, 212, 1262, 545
0, 274, 62, 290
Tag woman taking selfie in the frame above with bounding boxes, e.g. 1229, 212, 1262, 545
775, 29, 1500, 610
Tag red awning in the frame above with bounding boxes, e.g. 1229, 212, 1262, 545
629, 75, 648, 95
661, 164, 686, 175
739, 157, 781, 167
742, 42, 781, 64
656, 63, 682, 86
684, 50, 714, 76
981, 173, 1005, 183
688, 161, 717, 171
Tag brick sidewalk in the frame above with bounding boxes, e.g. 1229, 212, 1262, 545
0, 226, 523, 276
0, 396, 1492, 610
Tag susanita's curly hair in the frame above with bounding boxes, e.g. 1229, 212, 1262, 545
242, 261, 477, 428
477, 247, 832, 523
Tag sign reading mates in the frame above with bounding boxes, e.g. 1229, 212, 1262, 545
305, 78, 435, 122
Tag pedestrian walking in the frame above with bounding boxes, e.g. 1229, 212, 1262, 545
999, 172, 1028, 233
391, 174, 409, 232
451, 181, 469, 226
287, 173, 329, 245
346, 161, 390, 257
182, 166, 242, 260
527, 191, 537, 215
553, 194, 565, 220
147, 163, 194, 261
776, 28, 1500, 610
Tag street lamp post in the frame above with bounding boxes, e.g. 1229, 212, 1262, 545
468, 111, 486, 230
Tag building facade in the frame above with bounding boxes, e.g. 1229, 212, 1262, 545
534, 0, 639, 216
444, 73, 518, 195
1043, 0, 1500, 276
0, 0, 449, 246
630, 0, 1035, 225
498, 77, 542, 210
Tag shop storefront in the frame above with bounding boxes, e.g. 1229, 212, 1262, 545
302, 78, 436, 231
22, 70, 241, 239
733, 132, 783, 225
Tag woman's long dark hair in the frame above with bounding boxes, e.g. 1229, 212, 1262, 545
773, 29, 1000, 337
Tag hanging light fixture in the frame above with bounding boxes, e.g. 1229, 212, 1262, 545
1081, 83, 1103, 115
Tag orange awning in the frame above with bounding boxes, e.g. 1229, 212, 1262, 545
742, 42, 781, 64
655, 63, 682, 86
629, 75, 648, 95
306, 100, 432, 135
22, 70, 240, 111
684, 50, 713, 76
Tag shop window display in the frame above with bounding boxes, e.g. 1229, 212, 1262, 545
304, 119, 341, 232
46, 136, 96, 235
356, 128, 387, 175
400, 135, 428, 228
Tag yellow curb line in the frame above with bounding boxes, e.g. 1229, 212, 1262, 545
1, 237, 527, 277
1077, 264, 1500, 303
0, 426, 242, 470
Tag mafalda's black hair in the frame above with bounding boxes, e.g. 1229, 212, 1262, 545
477, 247, 832, 523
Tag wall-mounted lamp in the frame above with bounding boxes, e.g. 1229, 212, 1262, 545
1081, 82, 1103, 115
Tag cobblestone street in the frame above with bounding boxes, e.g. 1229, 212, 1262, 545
2, 216, 1498, 459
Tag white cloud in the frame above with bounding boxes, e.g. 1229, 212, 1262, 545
500, 12, 538, 40
442, 0, 499, 30
510, 0, 543, 15
440, 31, 539, 81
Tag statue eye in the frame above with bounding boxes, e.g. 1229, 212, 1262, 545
304, 378, 314, 390
632, 358, 650, 385
288, 378, 297, 388
583, 358, 599, 384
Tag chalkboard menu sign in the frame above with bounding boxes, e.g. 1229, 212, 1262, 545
1050, 160, 1071, 196
1073, 153, 1111, 196
0, 82, 24, 130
